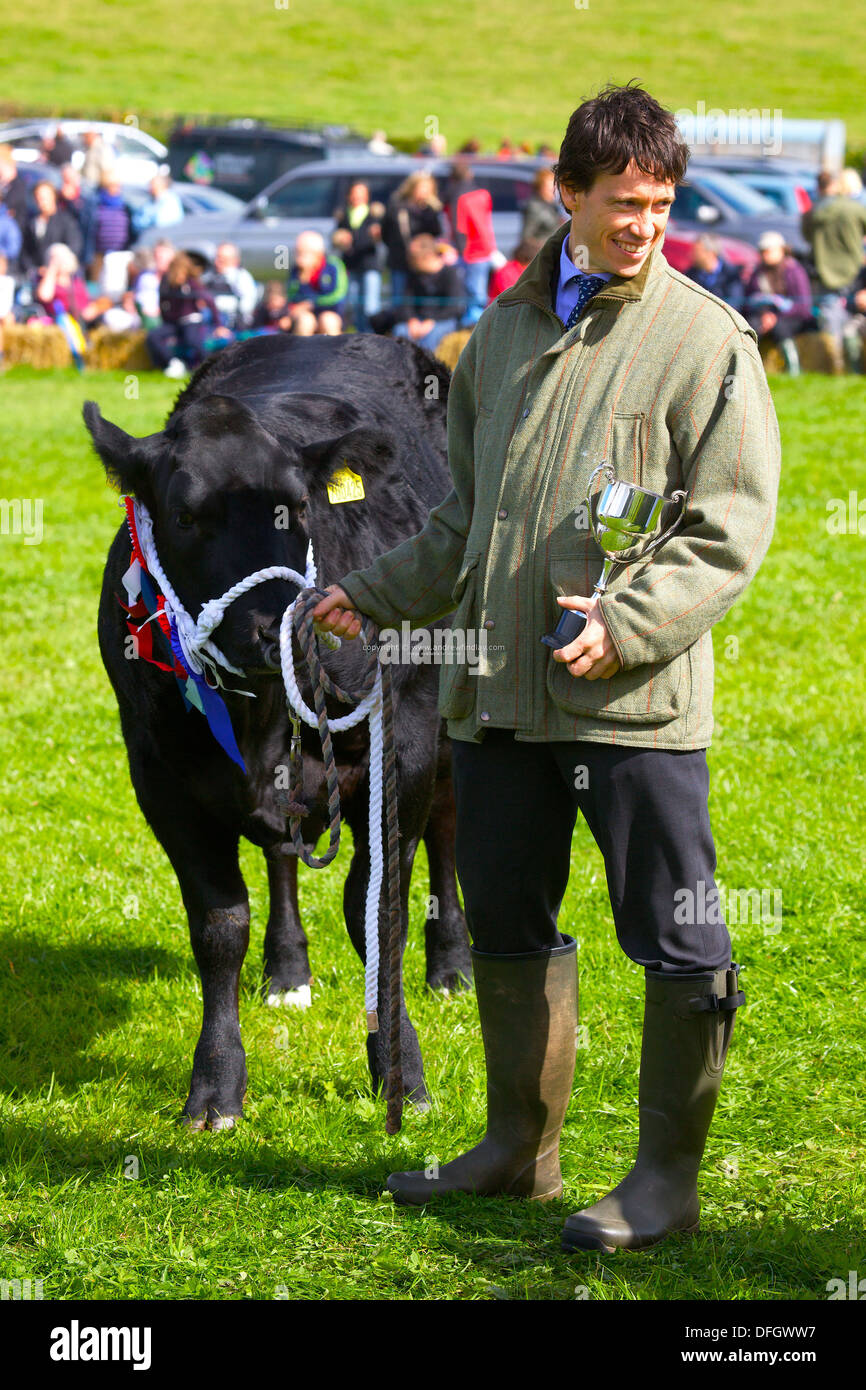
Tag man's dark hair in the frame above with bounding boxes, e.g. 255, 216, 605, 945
553, 82, 689, 194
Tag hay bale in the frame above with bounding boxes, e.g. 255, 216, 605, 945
435, 328, 472, 370
5, 322, 73, 368
760, 331, 844, 375
88, 328, 152, 372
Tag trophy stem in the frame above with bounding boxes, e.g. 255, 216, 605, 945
593, 558, 616, 596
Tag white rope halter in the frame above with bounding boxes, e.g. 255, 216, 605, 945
129, 498, 386, 1027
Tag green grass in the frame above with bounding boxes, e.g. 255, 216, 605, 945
0, 365, 864, 1301
2, 0, 864, 150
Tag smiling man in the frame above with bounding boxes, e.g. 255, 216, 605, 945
313, 84, 780, 1253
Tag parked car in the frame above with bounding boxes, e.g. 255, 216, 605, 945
167, 120, 372, 201
137, 155, 557, 281
1, 120, 167, 186
669, 168, 808, 255
688, 157, 816, 216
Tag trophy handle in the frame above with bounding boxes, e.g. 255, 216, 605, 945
586, 460, 616, 530
637, 488, 689, 560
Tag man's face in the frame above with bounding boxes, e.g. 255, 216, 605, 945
560, 160, 675, 278
215, 244, 237, 272
348, 183, 368, 207
35, 184, 56, 216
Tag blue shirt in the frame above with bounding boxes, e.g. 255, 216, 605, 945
555, 235, 611, 324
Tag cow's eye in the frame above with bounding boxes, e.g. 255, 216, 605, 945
175, 509, 195, 530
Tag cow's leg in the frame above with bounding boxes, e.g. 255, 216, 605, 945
140, 793, 250, 1130
261, 850, 313, 1009
422, 750, 473, 993
343, 824, 428, 1107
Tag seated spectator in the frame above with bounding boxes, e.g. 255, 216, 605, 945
496, 139, 515, 161
367, 131, 395, 156
131, 241, 174, 328
206, 242, 259, 330
90, 173, 133, 279
843, 263, 866, 372
392, 233, 465, 351
520, 167, 565, 244
146, 250, 229, 377
252, 280, 291, 331
0, 252, 15, 366
0, 145, 29, 232
33, 243, 104, 324
686, 235, 745, 310
743, 231, 814, 376
0, 203, 22, 272
133, 175, 185, 235
488, 237, 542, 300
21, 181, 83, 272
332, 182, 384, 332
285, 231, 347, 335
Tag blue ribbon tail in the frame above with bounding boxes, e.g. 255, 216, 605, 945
192, 673, 246, 771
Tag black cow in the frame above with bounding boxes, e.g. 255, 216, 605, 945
84, 333, 471, 1130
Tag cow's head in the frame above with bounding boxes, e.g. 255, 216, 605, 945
84, 393, 406, 678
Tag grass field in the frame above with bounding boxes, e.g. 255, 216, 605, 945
0, 364, 863, 1301
2, 0, 864, 152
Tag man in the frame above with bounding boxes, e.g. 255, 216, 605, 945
313, 84, 780, 1253
392, 233, 465, 351
132, 174, 185, 235
802, 169, 866, 369
686, 233, 744, 310
285, 230, 347, 335
444, 160, 498, 326
206, 241, 259, 331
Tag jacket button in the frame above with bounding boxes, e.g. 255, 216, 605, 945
483, 618, 495, 629
480, 711, 491, 722
522, 408, 530, 419
497, 508, 508, 520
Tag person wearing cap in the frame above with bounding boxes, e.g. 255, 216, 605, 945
312, 85, 780, 1255
743, 231, 814, 376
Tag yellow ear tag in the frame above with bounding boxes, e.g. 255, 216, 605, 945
326, 465, 365, 505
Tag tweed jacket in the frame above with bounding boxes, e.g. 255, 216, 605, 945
340, 222, 781, 748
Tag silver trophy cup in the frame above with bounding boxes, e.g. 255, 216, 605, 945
541, 462, 688, 649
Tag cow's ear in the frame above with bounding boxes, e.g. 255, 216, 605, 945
301, 426, 395, 490
82, 401, 164, 501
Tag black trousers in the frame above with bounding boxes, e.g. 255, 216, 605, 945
451, 730, 731, 974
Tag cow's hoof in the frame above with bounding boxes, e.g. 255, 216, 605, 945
181, 1109, 241, 1133
266, 984, 312, 1010
426, 967, 473, 994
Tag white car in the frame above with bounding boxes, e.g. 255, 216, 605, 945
2, 119, 167, 187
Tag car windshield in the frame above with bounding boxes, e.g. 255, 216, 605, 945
692, 171, 777, 215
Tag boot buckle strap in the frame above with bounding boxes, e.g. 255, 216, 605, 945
690, 989, 746, 1014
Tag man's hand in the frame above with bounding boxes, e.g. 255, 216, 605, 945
311, 585, 363, 640
551, 594, 620, 680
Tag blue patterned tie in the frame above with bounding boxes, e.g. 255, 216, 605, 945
563, 274, 608, 331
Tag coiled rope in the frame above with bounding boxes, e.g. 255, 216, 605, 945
127, 498, 404, 1134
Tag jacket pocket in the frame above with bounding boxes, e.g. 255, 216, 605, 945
439, 552, 482, 719
544, 557, 689, 726
610, 411, 647, 485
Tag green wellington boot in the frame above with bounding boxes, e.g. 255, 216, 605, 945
562, 963, 745, 1253
387, 936, 578, 1204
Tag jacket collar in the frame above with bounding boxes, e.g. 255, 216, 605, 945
497, 221, 662, 315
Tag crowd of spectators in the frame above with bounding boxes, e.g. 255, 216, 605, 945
1, 127, 865, 377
